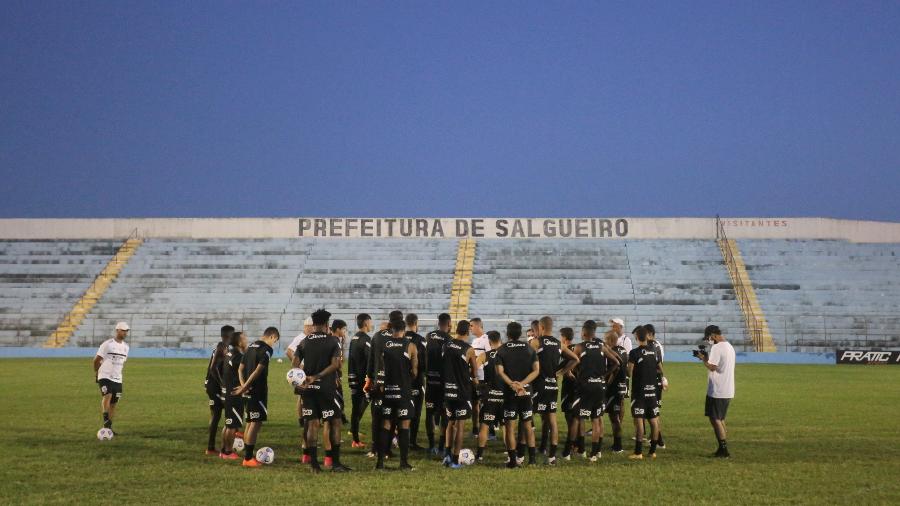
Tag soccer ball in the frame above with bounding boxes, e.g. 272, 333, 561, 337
459, 448, 475, 465
233, 437, 245, 452
286, 368, 306, 388
97, 428, 114, 441
256, 446, 275, 464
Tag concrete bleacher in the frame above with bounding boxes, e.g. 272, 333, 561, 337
740, 240, 900, 351
0, 240, 118, 346
468, 239, 746, 350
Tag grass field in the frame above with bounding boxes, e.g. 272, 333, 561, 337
2, 358, 899, 505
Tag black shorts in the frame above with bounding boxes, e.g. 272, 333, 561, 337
445, 399, 473, 421
382, 397, 415, 420
705, 396, 731, 420
246, 393, 269, 423
206, 382, 224, 409
560, 387, 578, 415
425, 381, 444, 411
503, 395, 534, 422
630, 396, 660, 419
98, 379, 123, 404
301, 387, 342, 422
224, 396, 245, 429
605, 392, 624, 415
533, 377, 558, 413
576, 381, 606, 419
479, 390, 505, 425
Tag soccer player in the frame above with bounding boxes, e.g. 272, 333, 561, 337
559, 327, 581, 460
322, 319, 348, 468
204, 325, 234, 455
347, 313, 372, 448
475, 330, 503, 461
627, 326, 663, 460
603, 329, 628, 453
93, 321, 130, 434
375, 317, 419, 470
424, 313, 452, 456
496, 321, 540, 468
699, 325, 735, 458
233, 326, 280, 468
295, 309, 347, 473
529, 316, 579, 465
470, 317, 489, 438
404, 313, 427, 451
365, 311, 402, 458
573, 320, 621, 461
442, 320, 478, 469
644, 323, 668, 449
220, 330, 248, 460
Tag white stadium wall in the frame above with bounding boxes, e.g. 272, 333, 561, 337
0, 217, 899, 242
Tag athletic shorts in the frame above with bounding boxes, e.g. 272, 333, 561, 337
503, 395, 534, 422
98, 379, 123, 404
445, 400, 473, 421
630, 396, 660, 419
479, 389, 505, 425
245, 393, 269, 423
205, 382, 224, 409
605, 393, 623, 415
302, 387, 342, 422
382, 397, 415, 420
425, 381, 444, 410
533, 376, 558, 413
576, 381, 606, 419
560, 387, 579, 415
705, 396, 731, 420
224, 396, 245, 429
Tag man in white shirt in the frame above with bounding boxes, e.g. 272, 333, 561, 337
698, 325, 735, 458
286, 317, 314, 362
609, 318, 633, 353
470, 318, 489, 437
93, 322, 130, 433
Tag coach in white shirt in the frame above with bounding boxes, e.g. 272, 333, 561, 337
470, 317, 489, 434
93, 322, 130, 433
609, 318, 633, 353
285, 317, 314, 362
698, 325, 735, 458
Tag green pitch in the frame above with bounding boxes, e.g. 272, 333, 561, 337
2, 359, 898, 504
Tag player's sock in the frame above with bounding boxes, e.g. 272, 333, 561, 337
634, 439, 643, 455
527, 446, 536, 464
245, 444, 255, 461
718, 439, 727, 451
516, 443, 526, 460
613, 436, 622, 450
102, 412, 111, 429
309, 447, 319, 467
597, 436, 603, 451
657, 432, 665, 446
562, 440, 572, 458
591, 441, 601, 456
649, 440, 658, 455
399, 428, 410, 466
332, 444, 342, 466
476, 446, 485, 459
578, 436, 586, 454
379, 428, 391, 459
507, 450, 517, 467
452, 453, 459, 465
549, 444, 557, 459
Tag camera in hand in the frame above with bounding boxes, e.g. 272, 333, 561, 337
692, 344, 708, 359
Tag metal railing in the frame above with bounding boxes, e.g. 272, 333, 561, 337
715, 215, 765, 351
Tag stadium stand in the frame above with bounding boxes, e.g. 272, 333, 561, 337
740, 240, 900, 351
468, 239, 746, 349
0, 240, 118, 347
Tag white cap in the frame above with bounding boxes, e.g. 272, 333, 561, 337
115, 321, 130, 331
303, 317, 313, 326
609, 318, 624, 326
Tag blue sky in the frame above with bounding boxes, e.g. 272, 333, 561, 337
2, 1, 899, 220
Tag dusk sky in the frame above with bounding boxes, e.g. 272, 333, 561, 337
2, 2, 899, 220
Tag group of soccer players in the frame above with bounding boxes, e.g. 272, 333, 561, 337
202, 309, 669, 471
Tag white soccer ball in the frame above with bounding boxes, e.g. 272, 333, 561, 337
277, 358, 283, 363
233, 437, 245, 452
459, 448, 475, 465
97, 428, 114, 441
256, 446, 275, 464
286, 368, 306, 388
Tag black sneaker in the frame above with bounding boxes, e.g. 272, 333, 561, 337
399, 463, 415, 471
310, 464, 322, 473
332, 463, 352, 472
375, 460, 385, 470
